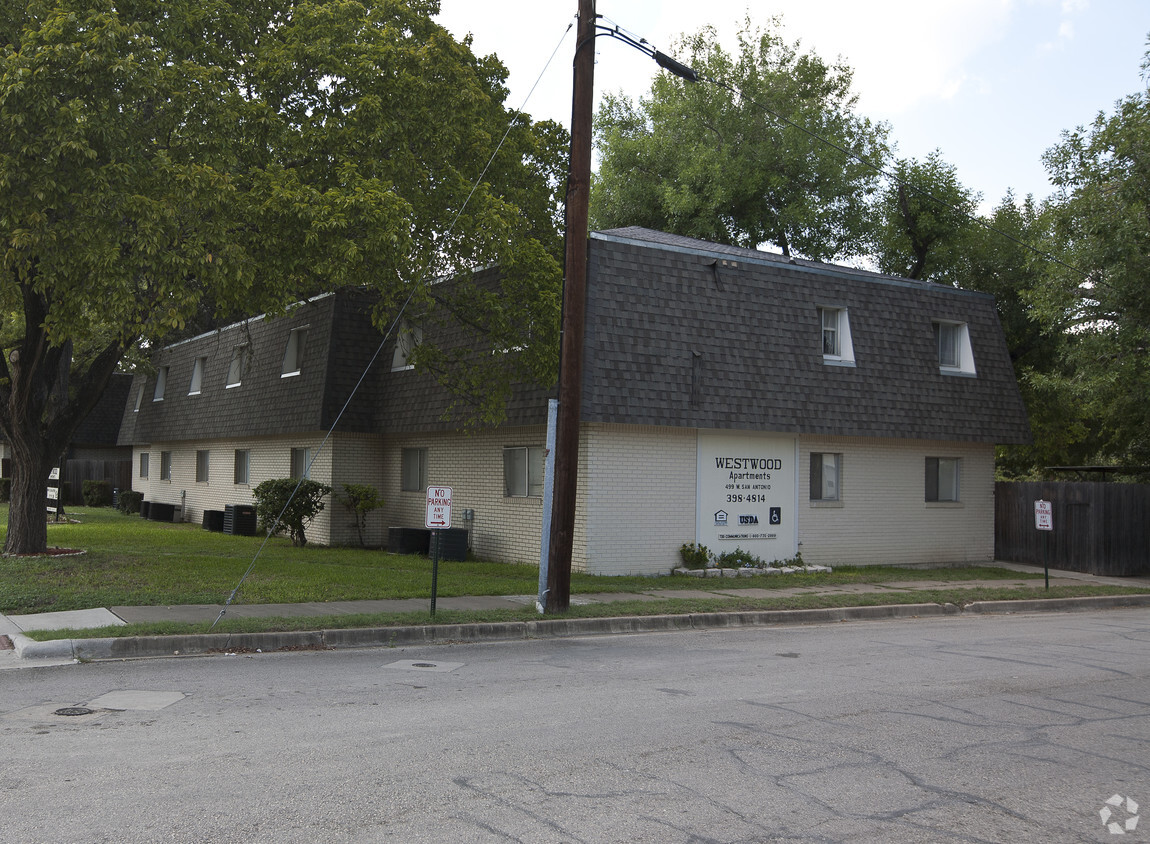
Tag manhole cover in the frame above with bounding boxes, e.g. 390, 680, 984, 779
54, 707, 95, 717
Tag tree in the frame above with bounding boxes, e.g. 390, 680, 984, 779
592, 17, 889, 262
872, 151, 978, 282
0, 0, 564, 553
253, 478, 332, 547
1032, 49, 1150, 468
338, 483, 385, 548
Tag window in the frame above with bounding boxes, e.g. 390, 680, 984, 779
234, 449, 250, 485
932, 321, 976, 375
282, 327, 308, 377
139, 452, 149, 479
401, 447, 428, 492
153, 366, 169, 401
290, 447, 311, 480
810, 453, 840, 501
226, 345, 250, 388
926, 457, 961, 502
160, 451, 172, 481
189, 357, 206, 395
134, 387, 144, 412
818, 307, 854, 365
196, 450, 210, 483
503, 446, 545, 498
391, 321, 422, 372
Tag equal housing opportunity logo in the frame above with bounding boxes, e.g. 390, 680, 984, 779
1100, 794, 1140, 835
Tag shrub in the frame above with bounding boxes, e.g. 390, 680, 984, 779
337, 483, 385, 547
117, 490, 143, 515
82, 480, 113, 507
678, 542, 712, 569
0, 477, 9, 502
253, 478, 332, 546
714, 547, 763, 568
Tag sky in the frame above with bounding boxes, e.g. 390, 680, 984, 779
436, 1, 1150, 213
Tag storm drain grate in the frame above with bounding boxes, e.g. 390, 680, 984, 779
412, 663, 437, 668
54, 707, 95, 717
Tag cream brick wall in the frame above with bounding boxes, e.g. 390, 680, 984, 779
580, 424, 697, 576
797, 436, 997, 565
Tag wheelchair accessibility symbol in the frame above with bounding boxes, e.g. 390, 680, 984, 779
769, 507, 781, 525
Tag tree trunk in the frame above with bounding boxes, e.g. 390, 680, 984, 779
3, 438, 54, 554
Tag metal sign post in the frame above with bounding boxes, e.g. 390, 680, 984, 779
426, 487, 453, 618
1034, 499, 1053, 589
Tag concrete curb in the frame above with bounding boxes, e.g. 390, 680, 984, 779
15, 594, 1150, 662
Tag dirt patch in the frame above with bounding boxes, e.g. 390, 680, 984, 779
0, 635, 13, 650
2, 548, 86, 558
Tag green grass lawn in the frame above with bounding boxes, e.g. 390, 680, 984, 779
3, 504, 1139, 629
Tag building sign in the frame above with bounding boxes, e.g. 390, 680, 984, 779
696, 432, 796, 562
425, 486, 452, 529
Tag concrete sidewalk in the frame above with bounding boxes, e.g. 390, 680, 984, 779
3, 563, 1148, 667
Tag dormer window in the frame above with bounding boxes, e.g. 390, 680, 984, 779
226, 345, 250, 388
932, 320, 976, 376
282, 327, 308, 377
391, 321, 422, 372
818, 307, 854, 366
153, 366, 168, 401
189, 357, 206, 395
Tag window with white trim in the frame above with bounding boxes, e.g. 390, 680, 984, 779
153, 366, 169, 401
391, 322, 422, 372
925, 457, 961, 502
290, 447, 311, 480
401, 447, 428, 492
809, 453, 841, 501
160, 451, 172, 481
234, 449, 250, 485
195, 450, 210, 483
226, 345, 250, 388
282, 327, 308, 377
139, 452, 149, 479
503, 446, 545, 498
189, 357, 206, 395
134, 387, 144, 412
818, 307, 854, 365
932, 320, 976, 375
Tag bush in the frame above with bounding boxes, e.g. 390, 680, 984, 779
82, 480, 113, 507
253, 478, 332, 546
117, 489, 143, 515
678, 542, 712, 569
0, 477, 9, 502
714, 547, 763, 568
337, 483, 385, 547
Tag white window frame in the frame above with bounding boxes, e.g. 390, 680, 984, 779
234, 449, 250, 485
818, 306, 855, 366
926, 457, 961, 502
809, 453, 841, 502
282, 326, 308, 377
391, 322, 422, 372
160, 451, 172, 482
134, 387, 144, 412
139, 452, 149, 479
401, 447, 428, 492
503, 446, 545, 498
290, 447, 312, 480
932, 320, 976, 376
195, 449, 210, 483
189, 357, 206, 395
153, 366, 168, 401
226, 345, 250, 388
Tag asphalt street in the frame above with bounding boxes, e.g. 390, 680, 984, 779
2, 608, 1148, 843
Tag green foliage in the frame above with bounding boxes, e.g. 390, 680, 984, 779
678, 542, 712, 569
592, 17, 888, 262
337, 483, 385, 547
81, 480, 113, 508
253, 478, 332, 547
714, 547, 763, 568
0, 478, 9, 502
116, 490, 143, 515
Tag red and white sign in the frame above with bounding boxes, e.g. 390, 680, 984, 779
425, 486, 453, 529
1034, 499, 1053, 531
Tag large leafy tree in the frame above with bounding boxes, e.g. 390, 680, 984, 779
0, 0, 564, 553
1031, 51, 1150, 469
592, 18, 889, 262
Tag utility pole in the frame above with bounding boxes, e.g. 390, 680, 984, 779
546, 0, 596, 613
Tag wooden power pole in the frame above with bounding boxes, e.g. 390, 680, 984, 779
546, 0, 596, 613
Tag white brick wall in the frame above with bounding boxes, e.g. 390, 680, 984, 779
797, 436, 997, 565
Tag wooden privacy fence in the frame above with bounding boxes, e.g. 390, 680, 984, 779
995, 481, 1150, 576
62, 459, 132, 506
